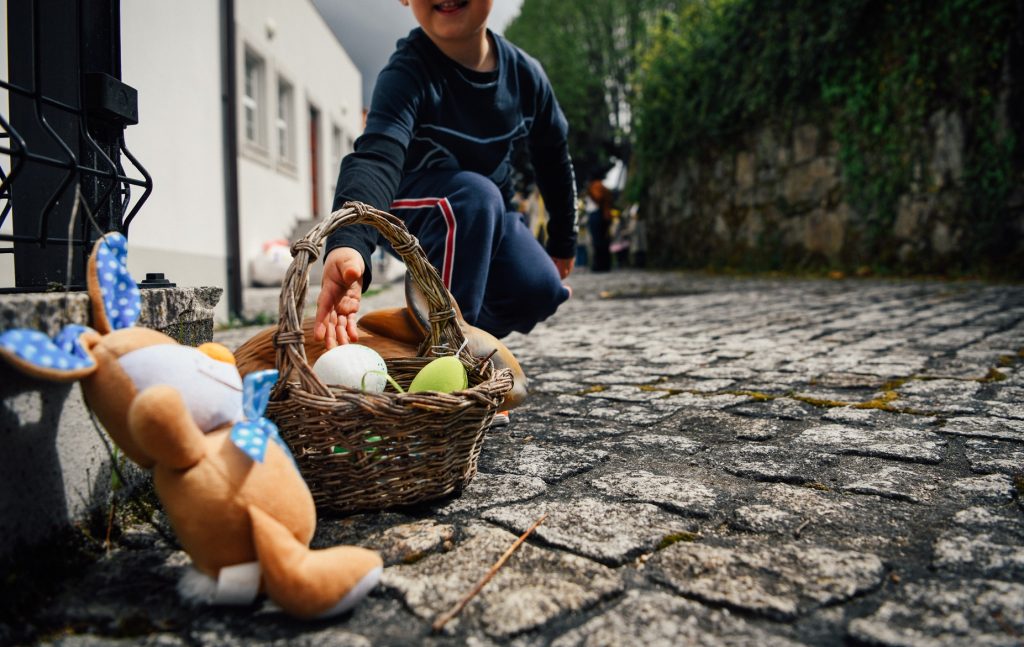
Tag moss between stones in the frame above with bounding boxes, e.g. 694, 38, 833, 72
852, 389, 900, 411
792, 394, 852, 408
657, 531, 700, 550
980, 368, 1008, 383
639, 384, 687, 397
804, 482, 831, 492
724, 390, 776, 402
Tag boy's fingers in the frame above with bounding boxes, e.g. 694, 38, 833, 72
346, 314, 360, 342
324, 317, 338, 349
315, 284, 339, 331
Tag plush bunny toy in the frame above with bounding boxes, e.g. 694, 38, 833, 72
0, 233, 382, 618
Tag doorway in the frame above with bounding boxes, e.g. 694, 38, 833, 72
309, 104, 321, 217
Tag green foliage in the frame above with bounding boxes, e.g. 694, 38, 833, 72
505, 0, 680, 181
632, 0, 1018, 268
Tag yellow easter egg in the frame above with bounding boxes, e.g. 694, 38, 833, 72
408, 355, 468, 393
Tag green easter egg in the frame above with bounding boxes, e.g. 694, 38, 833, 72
408, 355, 468, 393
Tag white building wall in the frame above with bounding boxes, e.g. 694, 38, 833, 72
119, 0, 230, 319
234, 0, 362, 287
0, 0, 360, 307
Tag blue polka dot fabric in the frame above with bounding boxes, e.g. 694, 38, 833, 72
54, 324, 95, 362
0, 326, 96, 373
243, 369, 278, 420
94, 233, 141, 331
231, 369, 296, 469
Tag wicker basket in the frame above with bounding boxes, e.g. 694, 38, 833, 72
266, 201, 514, 515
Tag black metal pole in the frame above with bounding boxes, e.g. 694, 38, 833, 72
220, 0, 243, 319
8, 0, 83, 288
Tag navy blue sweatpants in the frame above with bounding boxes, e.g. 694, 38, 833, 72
387, 169, 569, 338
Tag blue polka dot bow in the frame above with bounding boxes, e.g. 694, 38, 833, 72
230, 369, 297, 469
94, 233, 142, 331
0, 233, 138, 379
0, 324, 97, 376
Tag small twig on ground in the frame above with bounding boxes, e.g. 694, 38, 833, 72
794, 518, 811, 538
432, 513, 548, 633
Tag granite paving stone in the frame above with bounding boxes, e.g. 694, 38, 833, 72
7, 269, 1024, 646
951, 506, 1024, 538
617, 431, 703, 455
941, 415, 1024, 442
718, 444, 840, 485
430, 472, 549, 516
948, 473, 1019, 504
508, 419, 629, 444
646, 539, 885, 620
673, 408, 785, 440
933, 533, 1024, 580
847, 578, 1024, 647
729, 397, 820, 420
730, 482, 923, 554
836, 462, 942, 504
982, 399, 1024, 421
964, 439, 1024, 475
382, 523, 623, 638
483, 498, 698, 566
355, 520, 455, 566
731, 504, 801, 533
820, 406, 940, 427
589, 470, 722, 517
886, 379, 987, 414
794, 424, 948, 463
478, 441, 609, 483
550, 590, 807, 647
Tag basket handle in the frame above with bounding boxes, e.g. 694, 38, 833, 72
273, 201, 466, 398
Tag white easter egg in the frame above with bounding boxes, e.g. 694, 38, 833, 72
312, 344, 388, 392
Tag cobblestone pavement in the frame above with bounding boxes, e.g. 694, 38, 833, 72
11, 269, 1024, 646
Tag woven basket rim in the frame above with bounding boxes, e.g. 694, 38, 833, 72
264, 202, 515, 514
270, 201, 502, 401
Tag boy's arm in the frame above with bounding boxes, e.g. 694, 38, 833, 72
316, 134, 407, 348
324, 134, 408, 291
523, 54, 578, 264
532, 142, 578, 261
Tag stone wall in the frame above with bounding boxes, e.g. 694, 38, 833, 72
644, 110, 1024, 273
0, 287, 221, 560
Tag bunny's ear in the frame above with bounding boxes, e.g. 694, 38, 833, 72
0, 324, 100, 382
87, 232, 141, 335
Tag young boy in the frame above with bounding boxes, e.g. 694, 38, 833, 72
314, 0, 577, 349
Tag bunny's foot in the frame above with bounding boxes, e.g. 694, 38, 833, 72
249, 505, 383, 619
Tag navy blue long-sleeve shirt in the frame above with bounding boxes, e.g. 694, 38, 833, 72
326, 27, 577, 290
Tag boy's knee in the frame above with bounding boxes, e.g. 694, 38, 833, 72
451, 171, 505, 211
494, 277, 568, 337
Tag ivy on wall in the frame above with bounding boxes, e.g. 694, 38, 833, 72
632, 0, 1019, 272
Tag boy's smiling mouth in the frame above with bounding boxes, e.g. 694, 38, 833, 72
434, 0, 469, 14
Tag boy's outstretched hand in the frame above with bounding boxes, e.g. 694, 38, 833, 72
315, 247, 366, 349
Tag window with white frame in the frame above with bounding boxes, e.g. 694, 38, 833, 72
242, 48, 265, 148
276, 76, 295, 164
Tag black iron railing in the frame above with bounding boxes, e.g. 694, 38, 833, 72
1, 0, 152, 292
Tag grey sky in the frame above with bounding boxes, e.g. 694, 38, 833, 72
312, 0, 524, 108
